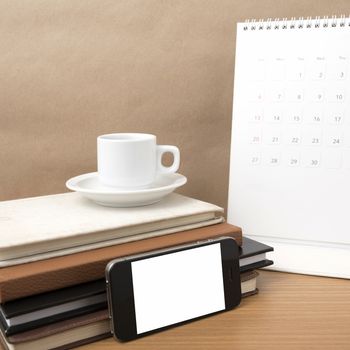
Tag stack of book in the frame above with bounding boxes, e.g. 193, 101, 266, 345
0, 192, 273, 349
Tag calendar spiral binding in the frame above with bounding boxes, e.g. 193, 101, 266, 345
242, 15, 350, 31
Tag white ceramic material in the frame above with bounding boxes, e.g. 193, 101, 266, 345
66, 172, 187, 207
97, 133, 180, 188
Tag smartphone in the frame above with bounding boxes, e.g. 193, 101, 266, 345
105, 237, 241, 341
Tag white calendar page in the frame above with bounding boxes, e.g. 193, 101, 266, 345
228, 18, 350, 278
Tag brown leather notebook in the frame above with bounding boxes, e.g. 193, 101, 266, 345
0, 223, 242, 302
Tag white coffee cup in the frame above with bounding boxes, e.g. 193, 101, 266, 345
97, 133, 180, 189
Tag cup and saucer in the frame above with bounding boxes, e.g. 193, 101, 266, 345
66, 133, 187, 207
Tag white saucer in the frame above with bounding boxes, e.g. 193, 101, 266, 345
66, 172, 187, 207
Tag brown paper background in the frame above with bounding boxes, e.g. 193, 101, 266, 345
0, 0, 349, 210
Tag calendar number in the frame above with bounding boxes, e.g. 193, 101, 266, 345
302, 152, 321, 168
326, 106, 344, 124
247, 128, 262, 145
288, 58, 305, 80
254, 114, 262, 121
249, 88, 264, 102
263, 152, 280, 166
264, 128, 281, 145
328, 89, 345, 102
275, 93, 284, 101
266, 108, 283, 123
315, 93, 324, 101
252, 136, 260, 144
304, 129, 323, 146
251, 156, 260, 165
311, 59, 326, 80
327, 133, 343, 147
251, 113, 263, 122
305, 106, 323, 124
336, 94, 343, 101
332, 56, 348, 80
289, 113, 302, 123
249, 152, 261, 166
287, 89, 304, 102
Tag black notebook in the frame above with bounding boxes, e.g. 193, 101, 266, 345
0, 280, 106, 335
239, 237, 274, 272
0, 238, 273, 336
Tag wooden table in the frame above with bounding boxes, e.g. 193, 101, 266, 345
79, 271, 350, 350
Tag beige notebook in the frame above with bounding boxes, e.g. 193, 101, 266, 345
0, 193, 223, 266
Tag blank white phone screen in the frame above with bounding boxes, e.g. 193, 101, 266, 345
131, 243, 225, 334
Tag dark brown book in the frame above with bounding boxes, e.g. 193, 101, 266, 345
0, 223, 242, 302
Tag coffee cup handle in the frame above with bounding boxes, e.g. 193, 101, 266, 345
157, 145, 180, 174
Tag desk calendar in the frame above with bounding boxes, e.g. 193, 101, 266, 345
228, 17, 350, 278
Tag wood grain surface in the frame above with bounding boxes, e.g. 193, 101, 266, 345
78, 270, 350, 350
